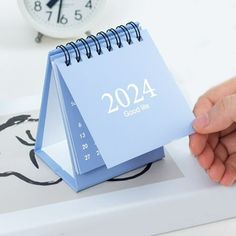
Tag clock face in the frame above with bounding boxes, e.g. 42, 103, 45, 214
18, 0, 106, 38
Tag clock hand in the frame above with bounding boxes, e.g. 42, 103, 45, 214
57, 0, 63, 23
46, 0, 59, 8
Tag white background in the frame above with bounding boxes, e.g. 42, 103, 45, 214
1, 0, 236, 235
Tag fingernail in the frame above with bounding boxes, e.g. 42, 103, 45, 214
193, 113, 209, 129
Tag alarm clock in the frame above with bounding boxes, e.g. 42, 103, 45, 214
17, 0, 107, 39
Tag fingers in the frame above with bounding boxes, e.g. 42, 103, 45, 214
220, 164, 236, 186
220, 154, 236, 186
189, 133, 208, 156
194, 143, 236, 185
193, 94, 236, 134
207, 133, 219, 150
196, 143, 214, 170
194, 134, 236, 185
220, 131, 236, 155
214, 142, 228, 163
207, 158, 225, 183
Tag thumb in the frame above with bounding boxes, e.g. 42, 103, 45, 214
193, 94, 236, 134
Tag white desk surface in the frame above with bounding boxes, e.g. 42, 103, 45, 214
1, 0, 236, 235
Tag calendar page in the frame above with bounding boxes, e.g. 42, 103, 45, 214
57, 71, 105, 174
56, 30, 194, 168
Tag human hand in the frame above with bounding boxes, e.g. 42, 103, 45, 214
189, 78, 236, 186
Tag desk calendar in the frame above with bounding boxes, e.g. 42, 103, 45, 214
35, 22, 194, 192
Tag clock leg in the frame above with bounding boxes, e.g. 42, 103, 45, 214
85, 30, 92, 37
35, 32, 44, 43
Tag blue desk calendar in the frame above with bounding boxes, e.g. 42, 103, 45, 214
35, 22, 194, 192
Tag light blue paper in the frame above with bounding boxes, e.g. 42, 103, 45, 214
56, 29, 194, 169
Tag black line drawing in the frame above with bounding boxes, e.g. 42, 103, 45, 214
0, 115, 37, 132
0, 114, 62, 186
0, 114, 152, 187
108, 163, 152, 182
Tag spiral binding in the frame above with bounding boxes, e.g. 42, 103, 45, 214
106, 28, 122, 48
116, 25, 132, 45
56, 22, 142, 66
